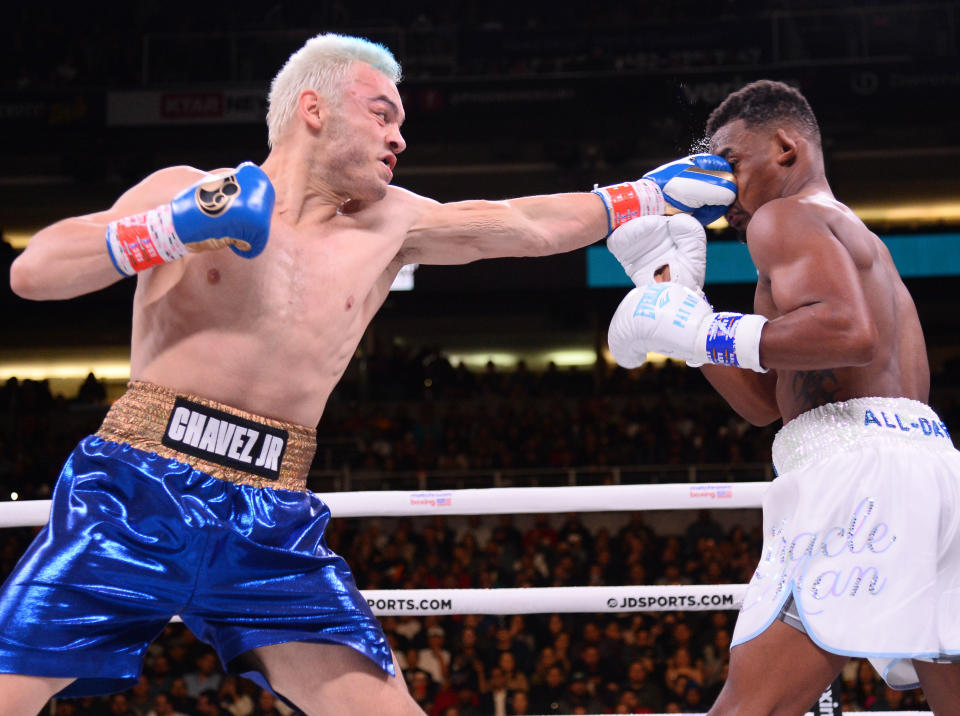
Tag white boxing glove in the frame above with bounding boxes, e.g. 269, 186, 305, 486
606, 214, 706, 290
607, 282, 769, 372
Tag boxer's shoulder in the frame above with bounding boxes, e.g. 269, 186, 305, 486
746, 197, 831, 258
111, 165, 210, 213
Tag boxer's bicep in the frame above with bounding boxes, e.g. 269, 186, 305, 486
11, 167, 203, 300
750, 205, 865, 315
748, 204, 878, 368
401, 199, 521, 265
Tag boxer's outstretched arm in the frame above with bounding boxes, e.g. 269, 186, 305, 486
10, 166, 207, 300
399, 153, 736, 264
401, 193, 609, 265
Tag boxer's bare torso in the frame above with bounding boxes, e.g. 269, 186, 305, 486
749, 192, 929, 424
131, 168, 434, 426
12, 63, 609, 429
703, 118, 929, 426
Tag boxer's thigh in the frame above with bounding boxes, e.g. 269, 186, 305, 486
708, 620, 847, 716
245, 641, 423, 716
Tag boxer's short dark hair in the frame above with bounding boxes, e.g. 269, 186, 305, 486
706, 80, 820, 143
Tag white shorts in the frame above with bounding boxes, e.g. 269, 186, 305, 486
731, 397, 960, 689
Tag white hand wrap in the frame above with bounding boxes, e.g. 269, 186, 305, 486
592, 179, 665, 234
606, 214, 706, 290
106, 204, 188, 276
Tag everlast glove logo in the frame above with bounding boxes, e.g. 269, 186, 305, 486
162, 397, 288, 480
195, 173, 240, 217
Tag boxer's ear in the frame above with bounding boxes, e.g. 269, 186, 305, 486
775, 128, 798, 167
299, 90, 327, 132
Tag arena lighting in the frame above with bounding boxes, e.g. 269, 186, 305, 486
0, 347, 678, 383
444, 351, 521, 370
541, 348, 598, 366
446, 348, 672, 370
0, 348, 132, 382
853, 201, 960, 225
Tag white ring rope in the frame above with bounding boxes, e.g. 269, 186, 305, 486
363, 584, 745, 615
0, 481, 769, 528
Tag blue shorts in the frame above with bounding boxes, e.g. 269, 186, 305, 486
0, 436, 393, 697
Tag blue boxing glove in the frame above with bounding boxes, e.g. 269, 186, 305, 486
592, 153, 737, 234
641, 153, 737, 226
106, 162, 275, 276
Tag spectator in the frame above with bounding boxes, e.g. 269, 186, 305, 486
184, 652, 223, 699
146, 655, 176, 697
218, 676, 255, 716
146, 693, 188, 716
108, 693, 137, 716
623, 659, 665, 712
558, 671, 605, 714
508, 689, 531, 715
664, 646, 704, 692
196, 689, 231, 716
530, 665, 568, 715
448, 626, 485, 693
498, 651, 530, 694
167, 678, 196, 715
487, 624, 533, 673
479, 666, 509, 716
700, 627, 731, 687
127, 675, 153, 716
418, 625, 452, 686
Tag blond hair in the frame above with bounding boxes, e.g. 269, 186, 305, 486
266, 33, 401, 148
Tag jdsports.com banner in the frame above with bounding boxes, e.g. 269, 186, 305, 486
363, 585, 744, 616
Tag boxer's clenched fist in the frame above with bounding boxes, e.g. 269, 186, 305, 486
593, 153, 736, 234
607, 282, 768, 372
606, 214, 706, 290
642, 153, 737, 226
106, 162, 275, 276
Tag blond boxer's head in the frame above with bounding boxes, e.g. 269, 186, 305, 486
266, 33, 402, 148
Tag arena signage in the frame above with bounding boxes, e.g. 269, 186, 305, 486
106, 90, 267, 126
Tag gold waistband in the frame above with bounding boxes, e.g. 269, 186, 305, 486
96, 381, 316, 491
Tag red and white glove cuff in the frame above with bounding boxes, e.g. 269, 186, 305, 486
106, 204, 187, 276
592, 179, 665, 234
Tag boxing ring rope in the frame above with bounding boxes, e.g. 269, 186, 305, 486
0, 481, 769, 528
0, 484, 925, 715
0, 483, 760, 617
